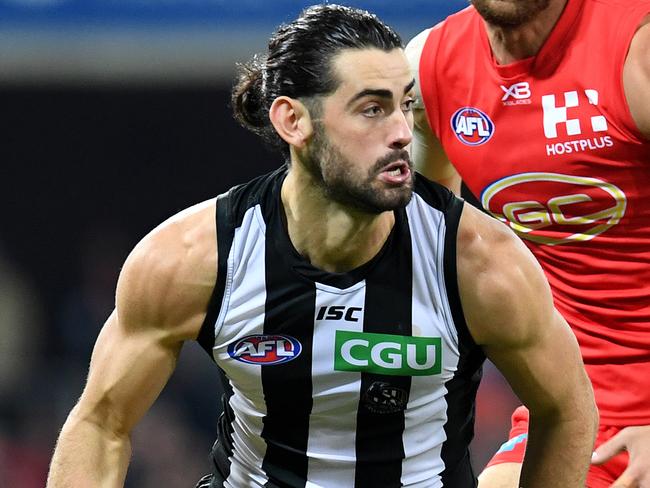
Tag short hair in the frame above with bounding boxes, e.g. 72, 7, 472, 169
231, 4, 403, 157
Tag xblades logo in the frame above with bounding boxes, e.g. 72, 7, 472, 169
501, 82, 531, 105
334, 330, 442, 376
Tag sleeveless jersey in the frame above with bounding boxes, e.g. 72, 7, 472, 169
418, 0, 650, 425
197, 167, 485, 487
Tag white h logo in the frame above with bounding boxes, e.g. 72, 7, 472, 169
542, 89, 608, 139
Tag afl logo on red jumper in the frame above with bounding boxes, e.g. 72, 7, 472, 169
228, 334, 302, 365
451, 107, 495, 146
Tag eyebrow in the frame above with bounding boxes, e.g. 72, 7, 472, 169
347, 78, 416, 107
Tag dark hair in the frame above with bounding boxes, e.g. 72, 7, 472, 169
231, 4, 403, 157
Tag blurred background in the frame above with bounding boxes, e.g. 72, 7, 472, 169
0, 1, 518, 486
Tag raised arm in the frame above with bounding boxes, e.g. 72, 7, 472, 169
47, 200, 217, 487
456, 204, 597, 488
405, 28, 461, 194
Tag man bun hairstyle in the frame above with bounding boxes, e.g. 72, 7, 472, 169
232, 3, 403, 157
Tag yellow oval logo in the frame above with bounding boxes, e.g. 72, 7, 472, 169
481, 172, 627, 245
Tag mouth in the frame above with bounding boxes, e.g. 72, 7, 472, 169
378, 161, 411, 185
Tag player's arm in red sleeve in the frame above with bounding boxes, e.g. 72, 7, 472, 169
456, 203, 598, 488
46, 200, 217, 488
405, 28, 462, 195
589, 14, 650, 488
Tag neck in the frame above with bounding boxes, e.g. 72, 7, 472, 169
281, 163, 395, 273
484, 0, 568, 64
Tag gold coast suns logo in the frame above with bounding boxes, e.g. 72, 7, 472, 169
481, 172, 627, 245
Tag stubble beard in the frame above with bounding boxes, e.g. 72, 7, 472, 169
470, 0, 551, 27
304, 123, 414, 214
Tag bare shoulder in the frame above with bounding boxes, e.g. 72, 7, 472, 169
117, 198, 218, 342
456, 203, 553, 347
624, 15, 650, 139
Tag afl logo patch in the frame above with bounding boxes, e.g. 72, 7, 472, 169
450, 107, 495, 146
228, 334, 302, 365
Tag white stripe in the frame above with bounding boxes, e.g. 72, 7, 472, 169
402, 379, 446, 487
306, 282, 367, 487
212, 205, 270, 486
402, 196, 462, 486
224, 381, 270, 488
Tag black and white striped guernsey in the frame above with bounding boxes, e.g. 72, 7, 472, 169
197, 166, 485, 488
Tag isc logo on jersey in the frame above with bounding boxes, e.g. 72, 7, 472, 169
451, 107, 495, 146
481, 172, 627, 245
334, 330, 442, 376
228, 334, 302, 365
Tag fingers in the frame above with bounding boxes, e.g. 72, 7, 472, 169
610, 470, 637, 488
592, 432, 627, 465
593, 425, 650, 488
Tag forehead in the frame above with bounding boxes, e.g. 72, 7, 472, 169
330, 48, 412, 97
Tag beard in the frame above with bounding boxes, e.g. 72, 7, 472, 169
304, 123, 414, 214
470, 0, 551, 27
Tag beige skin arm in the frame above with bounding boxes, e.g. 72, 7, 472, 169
405, 28, 461, 194
624, 15, 650, 140
457, 204, 598, 488
46, 200, 217, 488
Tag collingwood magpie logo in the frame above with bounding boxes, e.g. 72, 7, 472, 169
363, 381, 409, 414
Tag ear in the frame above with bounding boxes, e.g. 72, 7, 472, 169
269, 96, 314, 148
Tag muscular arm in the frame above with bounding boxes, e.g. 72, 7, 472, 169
457, 204, 597, 488
405, 28, 461, 194
47, 200, 217, 487
624, 15, 650, 139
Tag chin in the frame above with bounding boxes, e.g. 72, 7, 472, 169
370, 188, 414, 212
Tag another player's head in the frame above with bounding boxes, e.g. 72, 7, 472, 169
232, 4, 415, 213
470, 0, 551, 27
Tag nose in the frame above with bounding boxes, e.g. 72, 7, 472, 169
389, 109, 413, 150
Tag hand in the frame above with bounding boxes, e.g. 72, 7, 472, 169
591, 425, 650, 488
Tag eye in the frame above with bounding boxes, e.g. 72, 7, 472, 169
402, 98, 415, 112
362, 104, 383, 117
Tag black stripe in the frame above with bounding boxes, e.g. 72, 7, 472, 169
197, 194, 234, 357
441, 196, 484, 488
261, 211, 315, 488
442, 196, 469, 333
354, 209, 412, 488
210, 368, 234, 487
